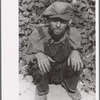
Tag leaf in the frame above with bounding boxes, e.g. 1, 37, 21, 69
82, 11, 89, 19
39, 0, 46, 2
19, 12, 25, 21
81, 80, 91, 93
19, 51, 22, 58
20, 46, 26, 51
22, 0, 33, 5
24, 30, 29, 36
22, 17, 29, 23
83, 68, 91, 76
19, 14, 29, 23
81, 34, 88, 39
88, 8, 94, 14
89, 15, 94, 19
19, 21, 25, 26
19, 27, 22, 33
34, 3, 44, 8
81, 0, 88, 4
92, 34, 95, 40
23, 10, 30, 16
19, 4, 28, 11
72, 0, 77, 4
80, 28, 87, 34
83, 43, 92, 50
89, 35, 95, 42
50, 0, 55, 3
22, 36, 28, 40
32, 13, 37, 18
85, 54, 95, 62
81, 39, 88, 44
80, 2, 87, 10
27, 2, 34, 10
19, 38, 23, 43
19, 29, 25, 35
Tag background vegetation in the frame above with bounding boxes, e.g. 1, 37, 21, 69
19, 0, 96, 93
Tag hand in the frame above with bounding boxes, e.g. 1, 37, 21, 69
68, 50, 83, 71
35, 52, 55, 73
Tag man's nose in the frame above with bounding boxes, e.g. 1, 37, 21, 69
56, 21, 61, 28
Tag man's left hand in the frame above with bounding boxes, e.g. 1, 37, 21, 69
68, 50, 83, 71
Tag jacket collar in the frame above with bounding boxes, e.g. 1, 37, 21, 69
41, 26, 70, 45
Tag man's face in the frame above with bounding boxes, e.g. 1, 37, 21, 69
48, 18, 69, 41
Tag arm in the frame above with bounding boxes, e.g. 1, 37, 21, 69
68, 50, 83, 71
69, 27, 83, 52
21, 29, 45, 64
68, 27, 83, 71
21, 28, 55, 73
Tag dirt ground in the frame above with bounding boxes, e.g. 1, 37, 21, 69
19, 74, 95, 100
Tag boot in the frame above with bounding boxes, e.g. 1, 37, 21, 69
68, 90, 81, 100
34, 92, 47, 100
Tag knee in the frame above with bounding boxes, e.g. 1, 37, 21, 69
32, 70, 47, 84
75, 67, 83, 74
28, 62, 45, 84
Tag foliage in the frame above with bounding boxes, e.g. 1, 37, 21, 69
19, 0, 96, 93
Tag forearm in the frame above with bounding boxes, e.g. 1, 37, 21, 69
21, 54, 37, 64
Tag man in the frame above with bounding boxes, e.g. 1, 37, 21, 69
21, 1, 83, 100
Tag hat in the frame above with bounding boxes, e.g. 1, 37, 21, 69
42, 2, 73, 20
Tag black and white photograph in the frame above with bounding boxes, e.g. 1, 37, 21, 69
18, 0, 98, 100
2, 0, 98, 100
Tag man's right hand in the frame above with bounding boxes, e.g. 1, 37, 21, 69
35, 52, 55, 73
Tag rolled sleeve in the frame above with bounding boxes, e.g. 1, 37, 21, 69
21, 29, 45, 64
26, 29, 45, 54
69, 27, 83, 51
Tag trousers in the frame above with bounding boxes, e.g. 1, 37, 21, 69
28, 38, 83, 96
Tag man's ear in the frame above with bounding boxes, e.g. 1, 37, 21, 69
68, 19, 72, 26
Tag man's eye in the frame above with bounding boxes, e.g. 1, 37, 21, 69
60, 20, 66, 23
49, 18, 68, 23
50, 19, 58, 22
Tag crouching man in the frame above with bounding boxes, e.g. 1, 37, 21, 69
21, 1, 83, 100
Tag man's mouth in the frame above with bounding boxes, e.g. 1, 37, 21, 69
53, 29, 62, 34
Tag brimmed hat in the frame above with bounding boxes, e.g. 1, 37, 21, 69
42, 2, 73, 21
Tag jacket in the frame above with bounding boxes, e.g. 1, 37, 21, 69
23, 26, 83, 55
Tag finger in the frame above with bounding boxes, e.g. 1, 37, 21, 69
80, 60, 83, 68
74, 62, 77, 71
74, 61, 77, 71
44, 60, 50, 72
68, 58, 70, 66
40, 60, 47, 73
71, 59, 74, 69
77, 62, 80, 71
37, 59, 42, 72
46, 60, 51, 70
48, 56, 55, 62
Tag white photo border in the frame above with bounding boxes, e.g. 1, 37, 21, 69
1, 0, 99, 100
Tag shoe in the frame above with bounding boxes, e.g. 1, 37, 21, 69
68, 90, 81, 100
34, 93, 47, 100
61, 82, 81, 100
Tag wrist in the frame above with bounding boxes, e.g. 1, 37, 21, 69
72, 50, 79, 53
72, 50, 83, 58
35, 52, 43, 58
